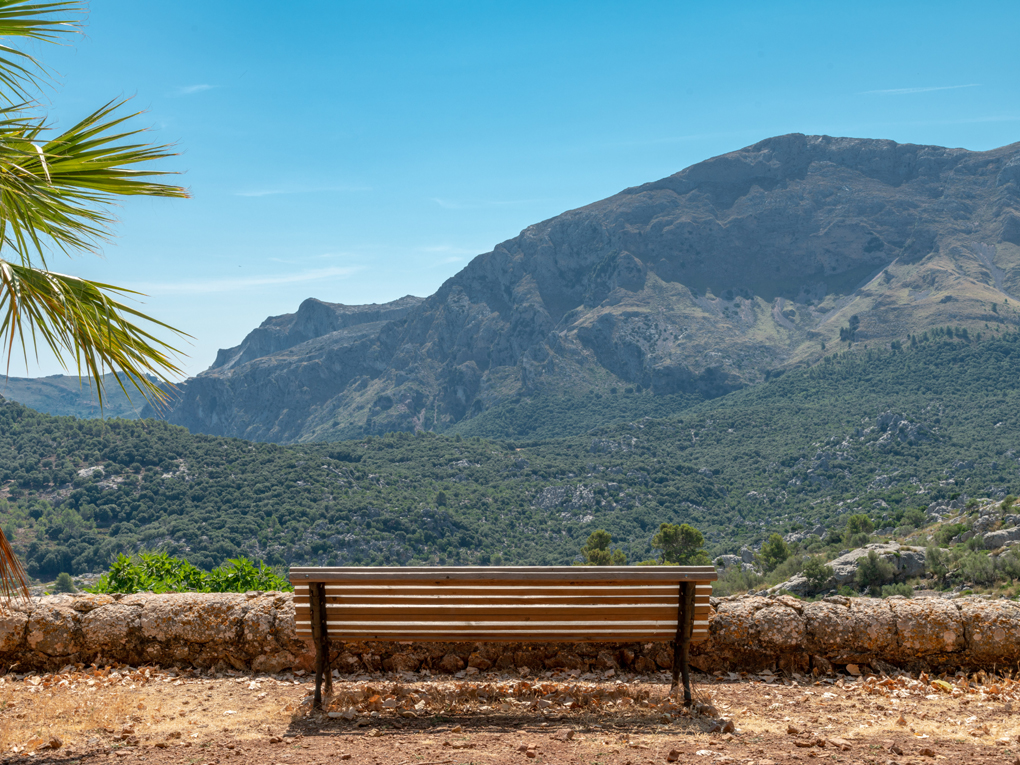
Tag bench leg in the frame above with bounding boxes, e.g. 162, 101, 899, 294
310, 582, 332, 709
671, 582, 695, 706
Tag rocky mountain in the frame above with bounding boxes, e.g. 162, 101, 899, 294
1, 373, 145, 420
151, 134, 1020, 443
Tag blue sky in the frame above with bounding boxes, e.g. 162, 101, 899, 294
19, 0, 1020, 377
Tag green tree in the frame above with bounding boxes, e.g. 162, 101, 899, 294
903, 507, 927, 529
651, 522, 709, 565
757, 533, 790, 572
855, 550, 895, 592
801, 555, 834, 591
844, 514, 874, 543
53, 571, 75, 593
925, 546, 949, 585
579, 529, 626, 565
0, 1, 188, 600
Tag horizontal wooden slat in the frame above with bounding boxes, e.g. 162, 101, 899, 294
296, 587, 682, 598
295, 633, 712, 643
293, 591, 709, 603
294, 579, 711, 591
296, 619, 710, 632
295, 608, 708, 623
295, 607, 709, 620
293, 586, 711, 597
294, 582, 687, 590
298, 634, 678, 642
297, 636, 677, 640
293, 607, 709, 620
290, 566, 717, 583
295, 596, 681, 607
293, 595, 710, 607
294, 586, 686, 595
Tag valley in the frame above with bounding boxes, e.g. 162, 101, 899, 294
3, 331, 1020, 581
2, 134, 1020, 595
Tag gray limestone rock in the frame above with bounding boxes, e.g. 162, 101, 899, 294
984, 526, 1020, 549
771, 543, 929, 596
138, 136, 1020, 443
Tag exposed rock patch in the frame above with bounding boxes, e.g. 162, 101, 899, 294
770, 542, 928, 595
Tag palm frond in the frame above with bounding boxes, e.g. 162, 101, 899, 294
0, 2, 82, 101
0, 525, 28, 601
0, 99, 189, 265
0, 258, 190, 406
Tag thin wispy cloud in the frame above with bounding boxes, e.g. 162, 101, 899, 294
236, 184, 370, 197
861, 84, 980, 96
172, 84, 215, 97
430, 197, 548, 210
129, 266, 362, 296
268, 251, 359, 264
420, 245, 481, 255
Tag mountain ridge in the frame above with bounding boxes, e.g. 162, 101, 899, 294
135, 134, 1020, 442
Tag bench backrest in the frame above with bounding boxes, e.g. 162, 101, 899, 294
290, 566, 716, 644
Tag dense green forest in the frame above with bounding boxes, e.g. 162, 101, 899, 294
2, 329, 1019, 580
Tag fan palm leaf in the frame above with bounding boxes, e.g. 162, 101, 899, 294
0, 1, 80, 102
0, 259, 187, 402
0, 1, 191, 600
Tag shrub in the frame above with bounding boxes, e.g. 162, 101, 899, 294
997, 551, 1020, 580
959, 551, 996, 585
802, 555, 835, 591
925, 546, 950, 584
711, 565, 764, 597
936, 523, 968, 546
86, 552, 292, 594
844, 514, 874, 542
53, 572, 76, 593
880, 582, 912, 598
855, 550, 895, 591
758, 533, 791, 572
766, 554, 805, 586
903, 507, 928, 529
846, 532, 871, 548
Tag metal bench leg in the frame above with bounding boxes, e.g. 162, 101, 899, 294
311, 582, 332, 709
671, 582, 695, 706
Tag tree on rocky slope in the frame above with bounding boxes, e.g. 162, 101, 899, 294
579, 529, 627, 565
651, 522, 710, 565
0, 1, 188, 599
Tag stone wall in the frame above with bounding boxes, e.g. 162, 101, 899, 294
2, 591, 1019, 675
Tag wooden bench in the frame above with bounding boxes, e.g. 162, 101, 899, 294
290, 565, 717, 709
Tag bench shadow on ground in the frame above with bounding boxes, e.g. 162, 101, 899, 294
282, 682, 717, 741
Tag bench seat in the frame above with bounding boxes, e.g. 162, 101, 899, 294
289, 565, 717, 708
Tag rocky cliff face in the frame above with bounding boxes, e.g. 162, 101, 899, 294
152, 135, 1020, 443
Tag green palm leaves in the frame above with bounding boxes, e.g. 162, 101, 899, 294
0, 99, 190, 402
1, 1, 189, 600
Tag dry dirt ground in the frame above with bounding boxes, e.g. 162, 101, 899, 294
2, 665, 1020, 765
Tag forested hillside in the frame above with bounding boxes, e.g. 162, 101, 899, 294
2, 331, 1019, 580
